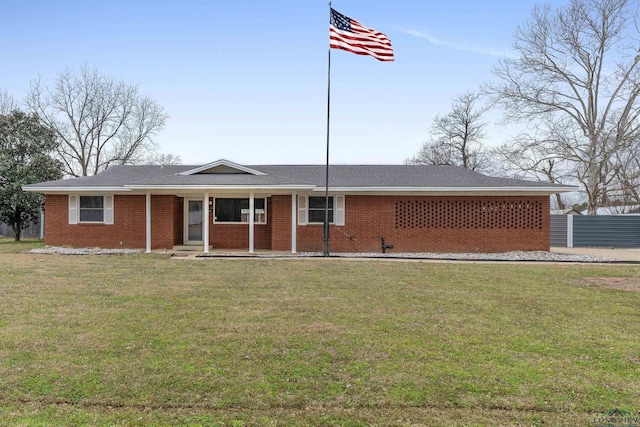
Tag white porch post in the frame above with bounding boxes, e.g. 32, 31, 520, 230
145, 192, 151, 253
249, 193, 255, 253
291, 193, 297, 253
203, 193, 210, 253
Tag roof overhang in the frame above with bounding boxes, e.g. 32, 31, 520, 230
123, 184, 316, 191
23, 186, 133, 193
24, 184, 579, 196
311, 186, 580, 195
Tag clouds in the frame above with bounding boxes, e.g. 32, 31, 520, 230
397, 28, 515, 58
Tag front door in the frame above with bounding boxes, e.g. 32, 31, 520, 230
185, 199, 203, 244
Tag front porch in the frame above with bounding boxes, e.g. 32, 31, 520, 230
144, 192, 299, 254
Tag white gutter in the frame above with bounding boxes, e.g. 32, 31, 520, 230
123, 184, 316, 191
312, 186, 579, 194
22, 185, 316, 193
23, 184, 579, 195
22, 186, 133, 193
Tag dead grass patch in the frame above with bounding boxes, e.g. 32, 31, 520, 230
582, 276, 640, 292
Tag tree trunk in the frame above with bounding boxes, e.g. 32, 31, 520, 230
586, 136, 600, 215
12, 220, 21, 242
554, 193, 566, 210
587, 188, 599, 215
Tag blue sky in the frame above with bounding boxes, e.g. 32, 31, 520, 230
2, 0, 565, 165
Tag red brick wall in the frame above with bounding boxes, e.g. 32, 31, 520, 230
150, 195, 179, 249
44, 194, 180, 249
209, 224, 271, 249
44, 193, 550, 253
174, 198, 183, 246
295, 195, 550, 253
270, 195, 292, 251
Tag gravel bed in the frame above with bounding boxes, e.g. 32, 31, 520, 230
302, 251, 621, 263
28, 247, 621, 262
28, 247, 142, 255
196, 250, 621, 263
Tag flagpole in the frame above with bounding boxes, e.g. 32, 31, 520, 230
323, 1, 332, 257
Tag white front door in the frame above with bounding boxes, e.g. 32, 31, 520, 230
185, 199, 203, 244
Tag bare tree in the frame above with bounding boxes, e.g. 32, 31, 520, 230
26, 65, 169, 177
495, 117, 579, 209
487, 0, 640, 214
0, 90, 17, 115
407, 91, 494, 173
146, 153, 182, 165
602, 138, 640, 209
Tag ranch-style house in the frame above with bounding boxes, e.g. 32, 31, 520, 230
24, 159, 575, 253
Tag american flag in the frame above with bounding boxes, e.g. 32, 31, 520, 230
329, 8, 394, 62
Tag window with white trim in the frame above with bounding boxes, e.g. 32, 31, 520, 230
298, 195, 345, 226
79, 196, 104, 222
68, 195, 114, 225
214, 198, 266, 223
308, 196, 333, 223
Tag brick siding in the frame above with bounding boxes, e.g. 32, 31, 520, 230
44, 194, 550, 252
295, 195, 550, 253
269, 195, 292, 251
44, 194, 180, 249
210, 224, 271, 250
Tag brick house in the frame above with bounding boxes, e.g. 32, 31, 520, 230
24, 159, 574, 253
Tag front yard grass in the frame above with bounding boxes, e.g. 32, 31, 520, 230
0, 247, 639, 425
0, 237, 43, 254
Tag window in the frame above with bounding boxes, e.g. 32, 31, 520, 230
308, 196, 334, 223
79, 196, 104, 222
215, 198, 266, 223
69, 195, 113, 225
298, 195, 345, 226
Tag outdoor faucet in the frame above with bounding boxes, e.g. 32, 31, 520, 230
381, 236, 394, 254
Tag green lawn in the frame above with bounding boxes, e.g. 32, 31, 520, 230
0, 242, 639, 426
0, 237, 44, 253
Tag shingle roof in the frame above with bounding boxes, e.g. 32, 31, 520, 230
24, 161, 576, 194
24, 165, 189, 188
252, 165, 556, 188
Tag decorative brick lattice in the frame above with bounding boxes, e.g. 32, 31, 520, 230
395, 200, 543, 229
